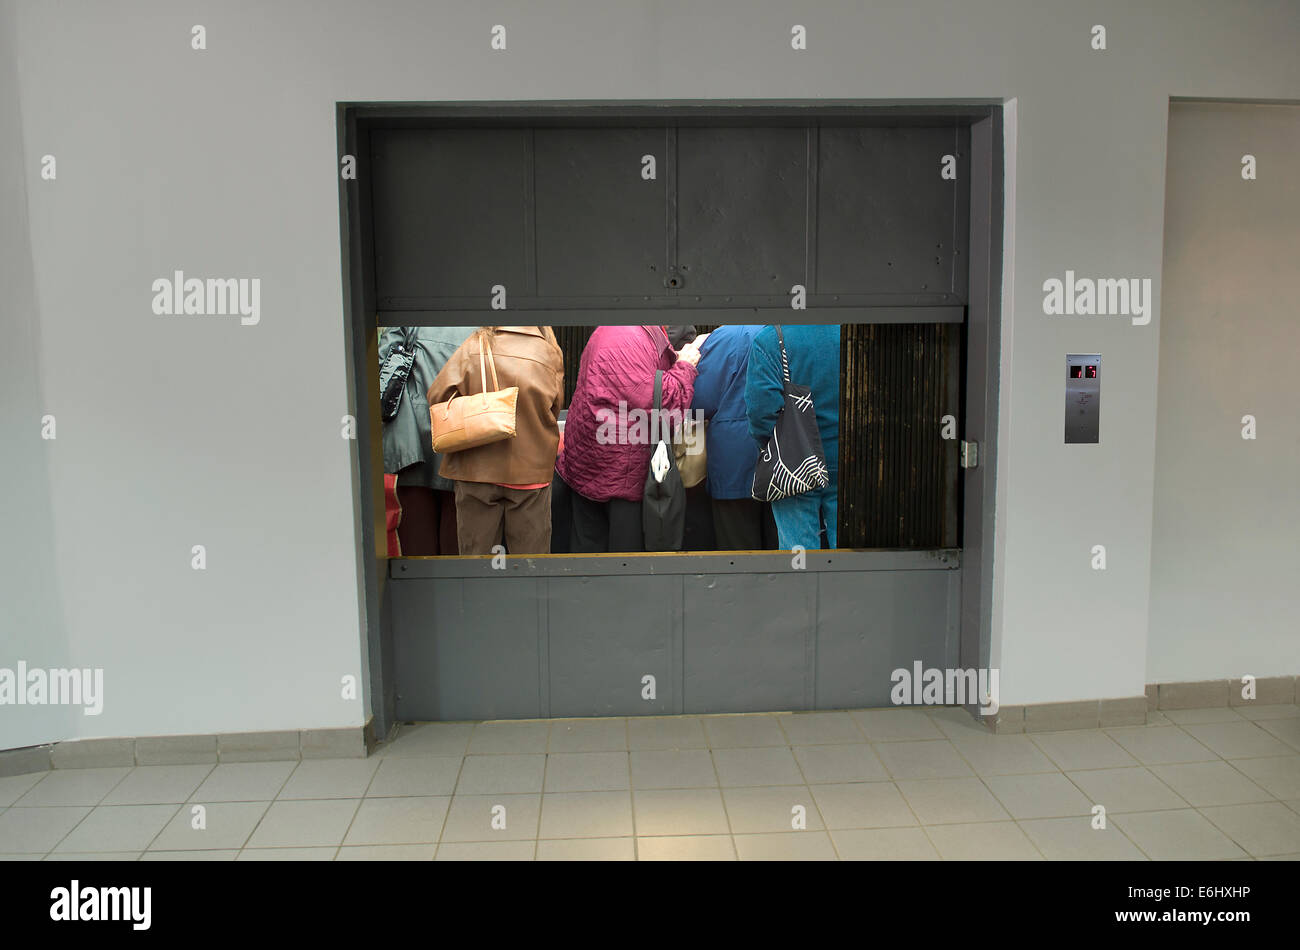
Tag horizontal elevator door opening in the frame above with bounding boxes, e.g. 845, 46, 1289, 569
552, 323, 961, 549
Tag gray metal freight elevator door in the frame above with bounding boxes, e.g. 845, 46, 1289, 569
366, 112, 976, 721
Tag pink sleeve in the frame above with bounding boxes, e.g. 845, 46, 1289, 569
658, 359, 697, 415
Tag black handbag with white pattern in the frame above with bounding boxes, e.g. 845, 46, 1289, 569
751, 325, 830, 502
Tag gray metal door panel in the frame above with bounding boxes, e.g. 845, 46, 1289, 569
546, 575, 676, 717
675, 127, 808, 296
393, 577, 543, 721
815, 570, 956, 709
371, 129, 529, 301
534, 128, 667, 298
816, 127, 966, 296
682, 573, 814, 713
388, 562, 960, 721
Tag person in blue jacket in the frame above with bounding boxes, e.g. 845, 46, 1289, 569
745, 324, 841, 550
693, 325, 779, 550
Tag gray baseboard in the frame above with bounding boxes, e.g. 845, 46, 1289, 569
0, 744, 55, 778
985, 696, 1147, 734
985, 676, 1299, 735
0, 721, 376, 778
1146, 676, 1298, 710
4, 677, 1294, 774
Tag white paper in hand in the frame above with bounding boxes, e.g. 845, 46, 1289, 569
650, 440, 671, 484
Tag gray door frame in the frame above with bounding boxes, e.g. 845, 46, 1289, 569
337, 100, 1005, 737
958, 110, 1005, 713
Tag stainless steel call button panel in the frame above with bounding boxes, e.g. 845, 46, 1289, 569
1065, 353, 1100, 444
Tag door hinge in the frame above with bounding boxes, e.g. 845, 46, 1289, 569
960, 440, 979, 469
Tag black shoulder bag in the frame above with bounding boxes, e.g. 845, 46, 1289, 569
379, 328, 418, 422
642, 370, 687, 551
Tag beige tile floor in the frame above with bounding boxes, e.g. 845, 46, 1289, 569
2, 705, 1300, 861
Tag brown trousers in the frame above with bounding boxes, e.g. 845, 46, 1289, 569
453, 481, 552, 556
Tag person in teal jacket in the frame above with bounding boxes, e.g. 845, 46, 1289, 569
745, 324, 840, 550
379, 325, 476, 554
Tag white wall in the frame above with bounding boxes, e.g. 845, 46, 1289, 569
1147, 102, 1300, 684
3, 0, 1298, 743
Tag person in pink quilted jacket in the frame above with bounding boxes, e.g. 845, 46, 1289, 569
556, 325, 701, 551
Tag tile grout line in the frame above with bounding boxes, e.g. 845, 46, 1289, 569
706, 723, 741, 860
332, 755, 384, 855
135, 802, 186, 858
534, 723, 551, 851
48, 763, 213, 858
918, 727, 1021, 859
36, 764, 138, 859
784, 724, 839, 860
623, 720, 637, 861
1053, 768, 1161, 861
1194, 801, 1292, 859
235, 758, 307, 856
247, 757, 369, 856
898, 724, 948, 860
705, 724, 739, 856
944, 734, 1047, 859
429, 730, 471, 860
133, 763, 216, 857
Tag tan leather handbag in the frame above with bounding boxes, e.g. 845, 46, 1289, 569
673, 417, 708, 489
429, 331, 519, 453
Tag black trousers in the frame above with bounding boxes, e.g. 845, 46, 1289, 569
550, 470, 572, 554
711, 497, 780, 551
569, 490, 645, 553
682, 483, 717, 552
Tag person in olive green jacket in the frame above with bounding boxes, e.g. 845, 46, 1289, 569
379, 326, 476, 555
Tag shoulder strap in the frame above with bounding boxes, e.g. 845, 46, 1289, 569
774, 325, 791, 384
478, 330, 501, 396
652, 369, 666, 444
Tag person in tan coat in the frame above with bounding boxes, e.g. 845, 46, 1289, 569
426, 326, 564, 555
